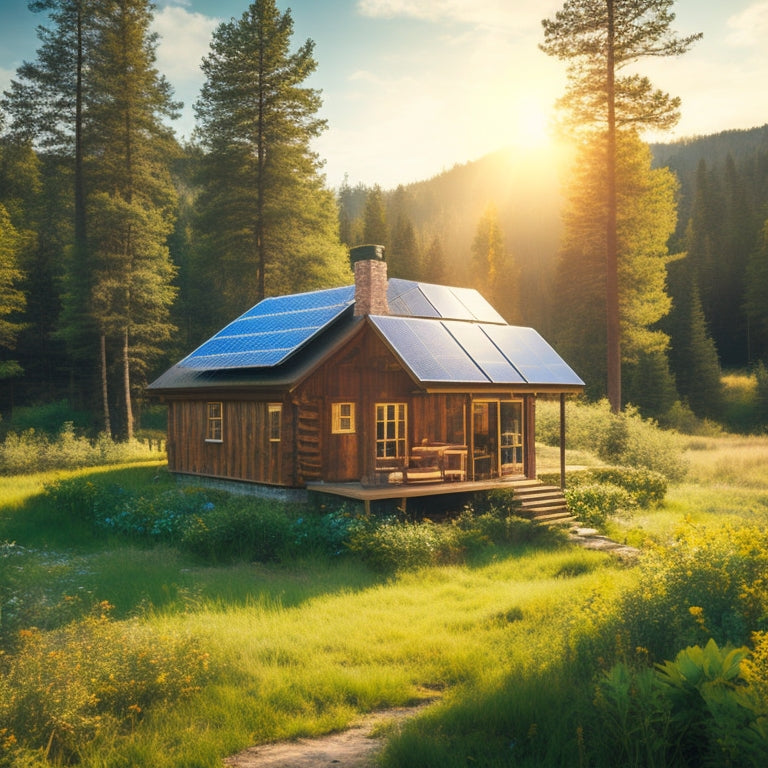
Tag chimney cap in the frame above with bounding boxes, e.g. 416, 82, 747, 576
350, 244, 385, 264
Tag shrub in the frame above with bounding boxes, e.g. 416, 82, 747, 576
290, 506, 360, 558
346, 516, 460, 573
453, 506, 551, 548
562, 466, 667, 508
180, 497, 293, 563
617, 521, 768, 659
592, 638, 768, 768
0, 603, 210, 764
0, 426, 157, 475
564, 483, 633, 529
537, 399, 687, 481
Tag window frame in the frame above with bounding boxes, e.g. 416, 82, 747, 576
331, 402, 356, 434
268, 403, 282, 443
205, 401, 223, 443
375, 402, 407, 459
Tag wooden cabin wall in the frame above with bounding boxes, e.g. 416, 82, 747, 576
166, 398, 291, 485
297, 327, 416, 483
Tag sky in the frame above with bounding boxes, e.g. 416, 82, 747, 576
1, 0, 767, 189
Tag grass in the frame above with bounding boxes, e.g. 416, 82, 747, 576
3, 430, 768, 766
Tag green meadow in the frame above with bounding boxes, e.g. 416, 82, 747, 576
1, 414, 768, 767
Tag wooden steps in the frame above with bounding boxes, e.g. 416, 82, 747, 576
511, 479, 575, 525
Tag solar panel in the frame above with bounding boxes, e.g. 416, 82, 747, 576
386, 279, 440, 317
242, 285, 355, 317
449, 286, 506, 324
443, 321, 525, 383
481, 325, 584, 386
371, 316, 489, 383
178, 286, 355, 370
418, 283, 474, 320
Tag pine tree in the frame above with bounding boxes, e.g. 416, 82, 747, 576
666, 260, 723, 420
194, 0, 350, 322
470, 203, 518, 318
541, 0, 701, 411
85, 0, 180, 438
0, 205, 26, 360
422, 234, 447, 284
2, 0, 99, 404
553, 132, 678, 401
361, 185, 389, 250
745, 219, 768, 362
389, 214, 421, 280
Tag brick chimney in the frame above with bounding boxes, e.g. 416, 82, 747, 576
351, 245, 388, 317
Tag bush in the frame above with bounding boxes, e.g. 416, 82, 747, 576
0, 603, 210, 763
537, 398, 688, 481
592, 639, 768, 768
346, 516, 459, 573
290, 506, 361, 558
180, 497, 294, 563
561, 465, 668, 508
0, 425, 157, 475
564, 483, 633, 529
617, 521, 768, 659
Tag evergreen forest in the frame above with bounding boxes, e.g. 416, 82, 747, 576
2, 0, 768, 437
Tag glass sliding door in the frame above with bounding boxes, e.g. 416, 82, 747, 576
472, 401, 499, 479
500, 401, 523, 476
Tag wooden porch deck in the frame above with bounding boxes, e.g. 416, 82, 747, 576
307, 476, 573, 523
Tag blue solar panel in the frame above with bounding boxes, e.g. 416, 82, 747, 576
387, 279, 440, 318
481, 325, 585, 386
179, 286, 355, 370
242, 285, 354, 318
371, 316, 489, 383
443, 321, 525, 383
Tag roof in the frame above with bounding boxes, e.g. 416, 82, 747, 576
148, 278, 583, 393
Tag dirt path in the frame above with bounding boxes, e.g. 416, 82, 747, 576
224, 704, 433, 768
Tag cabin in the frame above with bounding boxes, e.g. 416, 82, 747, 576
148, 247, 584, 517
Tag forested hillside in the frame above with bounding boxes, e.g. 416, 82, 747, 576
339, 124, 768, 425
2, 0, 768, 435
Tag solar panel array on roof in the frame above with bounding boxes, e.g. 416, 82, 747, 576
371, 316, 583, 387
386, 279, 505, 323
178, 285, 355, 370
482, 325, 584, 386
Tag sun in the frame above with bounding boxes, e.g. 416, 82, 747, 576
512, 97, 553, 148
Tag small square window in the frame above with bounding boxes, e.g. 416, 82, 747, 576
332, 402, 356, 433
206, 402, 223, 442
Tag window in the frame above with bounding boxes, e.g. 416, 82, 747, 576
206, 402, 223, 442
376, 403, 407, 458
332, 402, 356, 434
268, 404, 281, 442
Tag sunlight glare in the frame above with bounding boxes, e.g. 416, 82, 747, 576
513, 98, 552, 148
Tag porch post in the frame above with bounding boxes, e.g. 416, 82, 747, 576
560, 393, 566, 490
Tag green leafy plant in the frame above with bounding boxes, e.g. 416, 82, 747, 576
655, 639, 765, 766
565, 483, 633, 529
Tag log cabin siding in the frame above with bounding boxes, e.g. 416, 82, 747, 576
167, 399, 290, 485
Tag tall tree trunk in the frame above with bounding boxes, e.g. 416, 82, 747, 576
74, 0, 86, 255
605, 0, 621, 413
100, 332, 111, 436
123, 326, 133, 440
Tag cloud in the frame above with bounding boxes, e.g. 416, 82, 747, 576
726, 1, 768, 46
355, 0, 553, 31
152, 3, 219, 85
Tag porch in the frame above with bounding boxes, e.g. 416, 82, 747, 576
307, 475, 573, 524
